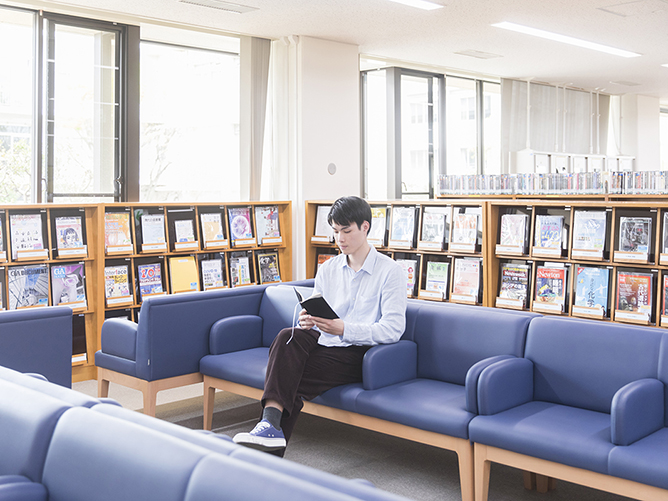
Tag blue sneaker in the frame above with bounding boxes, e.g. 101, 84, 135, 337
233, 419, 286, 451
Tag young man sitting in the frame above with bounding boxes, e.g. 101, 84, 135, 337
233, 196, 407, 454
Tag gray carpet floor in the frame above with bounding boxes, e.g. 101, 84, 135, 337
74, 381, 635, 501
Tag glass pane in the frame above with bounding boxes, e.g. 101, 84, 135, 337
140, 42, 240, 202
446, 76, 477, 175
364, 69, 387, 200
50, 24, 117, 200
661, 112, 668, 171
483, 82, 501, 174
401, 74, 430, 196
0, 8, 34, 203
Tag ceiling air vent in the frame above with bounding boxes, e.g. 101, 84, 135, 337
178, 0, 258, 14
454, 50, 502, 59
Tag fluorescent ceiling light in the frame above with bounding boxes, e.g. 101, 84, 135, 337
662, 64, 668, 68
386, 0, 443, 11
492, 21, 641, 58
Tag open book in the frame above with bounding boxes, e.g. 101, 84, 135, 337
294, 288, 339, 319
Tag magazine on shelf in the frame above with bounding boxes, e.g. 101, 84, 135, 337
10, 213, 46, 259
201, 258, 225, 290
54, 216, 84, 253
389, 206, 417, 247
0, 279, 3, 310
450, 213, 478, 251
169, 256, 199, 293
316, 252, 337, 273
228, 207, 256, 246
396, 258, 418, 297
255, 205, 282, 245
452, 258, 481, 303
313, 205, 334, 242
200, 212, 227, 248
51, 262, 86, 309
104, 265, 132, 305
8, 264, 49, 310
662, 275, 668, 322
663, 212, 668, 255
104, 212, 133, 252
257, 251, 281, 284
294, 288, 338, 320
498, 263, 530, 307
572, 211, 607, 256
140, 214, 167, 251
174, 219, 195, 243
419, 206, 449, 250
423, 261, 449, 299
367, 207, 388, 247
137, 263, 164, 300
497, 214, 528, 254
229, 253, 252, 287
0, 214, 5, 260
618, 217, 651, 255
533, 265, 567, 312
616, 271, 652, 321
573, 266, 609, 317
534, 215, 564, 249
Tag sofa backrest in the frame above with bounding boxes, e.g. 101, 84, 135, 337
0, 306, 72, 387
526, 316, 663, 414
414, 303, 536, 385
0, 379, 71, 482
659, 333, 668, 427
259, 285, 313, 346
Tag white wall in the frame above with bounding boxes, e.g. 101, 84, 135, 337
621, 94, 661, 170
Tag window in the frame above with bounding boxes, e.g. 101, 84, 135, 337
662, 109, 668, 171
362, 69, 388, 200
483, 82, 501, 174
446, 77, 477, 175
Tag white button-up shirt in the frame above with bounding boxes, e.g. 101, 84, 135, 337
314, 245, 407, 347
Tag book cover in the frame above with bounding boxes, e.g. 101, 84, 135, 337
572, 211, 607, 251
104, 265, 130, 299
228, 207, 254, 242
499, 214, 528, 248
534, 266, 566, 305
663, 212, 668, 254
368, 207, 387, 244
229, 253, 252, 287
616, 271, 652, 314
534, 215, 563, 249
258, 251, 281, 284
140, 214, 166, 245
200, 213, 226, 243
10, 213, 44, 254
421, 209, 447, 243
452, 258, 481, 297
104, 212, 132, 247
8, 264, 49, 309
316, 252, 337, 272
451, 213, 478, 245
663, 274, 668, 316
51, 263, 86, 306
137, 263, 163, 299
574, 266, 610, 314
314, 205, 334, 239
396, 258, 418, 295
619, 217, 651, 253
499, 263, 530, 303
255, 205, 281, 243
425, 261, 449, 294
0, 216, 4, 253
201, 259, 225, 290
55, 216, 84, 249
390, 206, 416, 244
174, 219, 195, 243
169, 256, 199, 293
294, 288, 338, 319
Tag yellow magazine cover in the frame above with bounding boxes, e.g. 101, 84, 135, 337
169, 256, 199, 293
105, 212, 132, 247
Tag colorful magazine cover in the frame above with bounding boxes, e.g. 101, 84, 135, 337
534, 215, 563, 249
572, 211, 607, 251
104, 212, 132, 247
534, 266, 566, 305
619, 217, 651, 253
201, 259, 225, 290
8, 264, 49, 309
137, 263, 163, 299
55, 216, 84, 249
104, 265, 130, 299
616, 271, 652, 314
390, 207, 416, 243
257, 252, 281, 284
255, 206, 281, 242
425, 261, 449, 294
10, 213, 44, 254
396, 258, 418, 295
574, 266, 609, 314
452, 258, 481, 297
368, 207, 388, 244
499, 263, 530, 303
229, 255, 252, 287
200, 213, 225, 243
451, 213, 478, 245
228, 207, 254, 242
169, 256, 199, 293
51, 263, 86, 306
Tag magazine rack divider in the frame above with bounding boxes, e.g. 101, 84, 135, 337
306, 198, 668, 331
0, 201, 292, 383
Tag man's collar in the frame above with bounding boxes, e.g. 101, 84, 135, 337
341, 244, 376, 274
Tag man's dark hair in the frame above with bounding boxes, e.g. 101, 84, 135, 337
327, 196, 372, 235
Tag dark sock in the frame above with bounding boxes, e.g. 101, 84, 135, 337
262, 406, 283, 431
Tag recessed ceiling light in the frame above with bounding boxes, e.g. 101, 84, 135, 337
178, 0, 258, 14
609, 80, 641, 86
386, 0, 443, 11
662, 64, 668, 68
492, 21, 641, 58
454, 49, 503, 59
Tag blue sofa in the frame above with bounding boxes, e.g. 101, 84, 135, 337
470, 316, 668, 501
0, 365, 410, 501
199, 284, 539, 501
0, 306, 72, 387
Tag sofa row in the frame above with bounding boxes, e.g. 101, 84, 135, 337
96, 281, 668, 501
0, 364, 410, 501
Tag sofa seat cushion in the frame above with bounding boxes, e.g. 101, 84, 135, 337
469, 401, 613, 473
0, 480, 47, 501
200, 348, 269, 390
608, 427, 668, 490
354, 379, 473, 439
312, 383, 365, 412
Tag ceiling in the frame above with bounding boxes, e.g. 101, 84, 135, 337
28, 0, 668, 102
